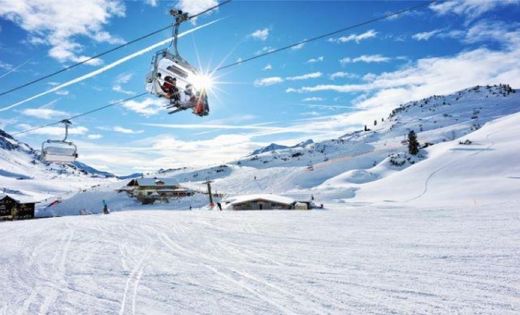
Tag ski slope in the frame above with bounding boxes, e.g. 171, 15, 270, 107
1, 203, 519, 314
356, 111, 520, 206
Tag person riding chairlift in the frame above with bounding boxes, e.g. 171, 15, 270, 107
160, 75, 180, 105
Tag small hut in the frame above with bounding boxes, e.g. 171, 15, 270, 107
224, 194, 297, 210
0, 194, 36, 220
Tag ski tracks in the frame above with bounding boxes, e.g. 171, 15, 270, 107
405, 130, 499, 202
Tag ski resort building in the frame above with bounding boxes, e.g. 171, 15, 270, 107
123, 178, 194, 204
0, 194, 36, 220
224, 194, 304, 210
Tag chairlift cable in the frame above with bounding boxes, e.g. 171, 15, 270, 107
11, 0, 433, 136
11, 92, 148, 136
0, 0, 232, 98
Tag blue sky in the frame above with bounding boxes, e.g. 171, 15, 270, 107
1, 0, 519, 174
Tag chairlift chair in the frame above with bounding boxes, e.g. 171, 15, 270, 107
41, 119, 78, 164
145, 8, 209, 117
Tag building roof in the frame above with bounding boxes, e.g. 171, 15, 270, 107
226, 194, 295, 206
128, 178, 179, 187
0, 193, 38, 204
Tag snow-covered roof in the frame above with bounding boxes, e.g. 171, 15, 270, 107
0, 193, 39, 204
129, 178, 179, 187
226, 194, 295, 205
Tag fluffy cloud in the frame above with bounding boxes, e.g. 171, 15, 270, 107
263, 64, 272, 71
87, 134, 103, 140
286, 72, 322, 81
291, 42, 305, 50
329, 29, 377, 43
113, 126, 143, 134
121, 97, 166, 116
286, 41, 520, 123
430, 0, 519, 21
254, 76, 284, 86
250, 28, 269, 41
255, 72, 322, 86
17, 123, 88, 136
340, 54, 391, 64
177, 0, 219, 16
307, 56, 324, 63
329, 71, 358, 80
112, 72, 135, 95
412, 29, 443, 41
302, 97, 324, 102
22, 107, 69, 120
0, 0, 126, 64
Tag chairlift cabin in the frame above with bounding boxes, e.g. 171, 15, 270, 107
41, 120, 78, 164
145, 9, 209, 117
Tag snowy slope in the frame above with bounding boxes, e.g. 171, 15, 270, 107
149, 84, 520, 204
0, 129, 117, 203
355, 111, 520, 206
1, 202, 519, 314
6, 84, 519, 212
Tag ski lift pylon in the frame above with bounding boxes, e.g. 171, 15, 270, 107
41, 119, 78, 164
145, 8, 209, 117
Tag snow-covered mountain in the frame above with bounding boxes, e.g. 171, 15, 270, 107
249, 139, 315, 156
150, 84, 520, 203
3, 84, 519, 215
0, 129, 117, 202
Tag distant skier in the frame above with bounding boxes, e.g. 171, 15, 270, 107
102, 200, 110, 214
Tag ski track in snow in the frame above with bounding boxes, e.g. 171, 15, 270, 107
404, 129, 499, 203
1, 206, 520, 314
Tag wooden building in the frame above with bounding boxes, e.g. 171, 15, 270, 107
124, 178, 194, 204
0, 195, 36, 220
224, 194, 301, 210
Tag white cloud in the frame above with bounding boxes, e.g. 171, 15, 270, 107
286, 72, 322, 81
256, 46, 274, 55
0, 60, 13, 71
0, 0, 126, 64
307, 56, 324, 63
21, 107, 68, 120
430, 0, 520, 21
263, 64, 272, 71
412, 29, 443, 41
17, 123, 87, 136
255, 72, 322, 87
121, 97, 166, 116
286, 38, 520, 124
340, 54, 391, 64
113, 126, 143, 134
112, 72, 135, 95
177, 0, 219, 17
145, 0, 158, 6
55, 90, 69, 96
330, 71, 358, 80
87, 134, 103, 140
302, 97, 324, 102
250, 28, 269, 41
254, 76, 284, 87
291, 42, 305, 50
329, 29, 377, 44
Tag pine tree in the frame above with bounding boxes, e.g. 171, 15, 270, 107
373, 120, 377, 126
408, 130, 419, 155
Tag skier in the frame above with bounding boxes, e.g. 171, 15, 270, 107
102, 200, 110, 214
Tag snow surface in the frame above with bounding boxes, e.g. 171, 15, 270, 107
1, 203, 519, 314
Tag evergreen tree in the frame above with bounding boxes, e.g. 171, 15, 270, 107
373, 120, 377, 126
408, 130, 419, 155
